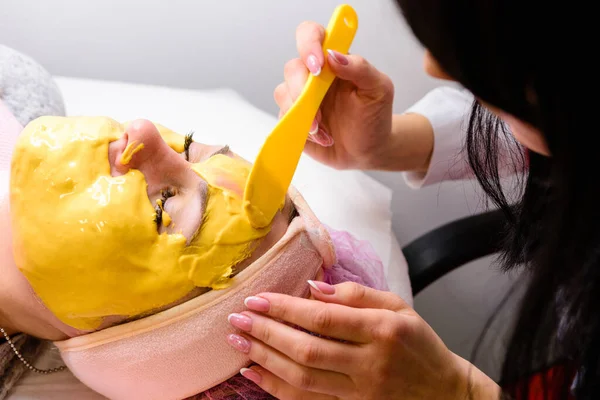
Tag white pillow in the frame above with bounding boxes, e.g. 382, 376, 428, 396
54, 77, 411, 303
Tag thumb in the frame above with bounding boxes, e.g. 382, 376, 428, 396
309, 280, 408, 312
325, 51, 392, 93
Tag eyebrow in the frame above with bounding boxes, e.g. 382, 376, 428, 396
188, 182, 208, 246
209, 145, 230, 158
187, 145, 230, 245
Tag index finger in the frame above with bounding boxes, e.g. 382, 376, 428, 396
296, 21, 326, 76
244, 293, 388, 343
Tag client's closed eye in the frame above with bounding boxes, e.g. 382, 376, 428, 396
181, 131, 231, 163
154, 132, 232, 235
154, 189, 176, 228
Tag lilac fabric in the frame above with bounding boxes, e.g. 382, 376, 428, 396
322, 225, 389, 291
189, 226, 388, 399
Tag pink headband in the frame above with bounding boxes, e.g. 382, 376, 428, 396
54, 189, 335, 400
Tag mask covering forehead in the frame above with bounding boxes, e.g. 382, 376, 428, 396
54, 189, 336, 400
9, 116, 274, 331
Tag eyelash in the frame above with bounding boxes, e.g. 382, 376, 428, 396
183, 131, 194, 161
154, 189, 175, 228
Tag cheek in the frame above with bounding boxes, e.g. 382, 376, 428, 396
501, 114, 551, 156
162, 191, 204, 240
213, 176, 243, 197
423, 50, 454, 81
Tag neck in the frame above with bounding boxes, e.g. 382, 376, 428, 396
0, 310, 18, 336
0, 190, 18, 337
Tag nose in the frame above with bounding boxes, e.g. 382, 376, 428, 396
121, 119, 170, 167
112, 119, 188, 183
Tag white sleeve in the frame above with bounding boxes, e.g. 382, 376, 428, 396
401, 86, 526, 188
402, 86, 475, 188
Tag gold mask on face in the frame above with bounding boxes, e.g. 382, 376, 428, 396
182, 154, 273, 289
10, 116, 272, 330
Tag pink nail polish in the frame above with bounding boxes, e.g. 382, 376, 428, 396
244, 296, 270, 312
306, 54, 322, 76
228, 313, 253, 332
227, 334, 251, 353
309, 119, 319, 135
327, 49, 349, 66
240, 368, 262, 384
307, 128, 334, 147
307, 280, 336, 295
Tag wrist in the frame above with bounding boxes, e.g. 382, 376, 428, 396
450, 352, 502, 399
366, 113, 434, 172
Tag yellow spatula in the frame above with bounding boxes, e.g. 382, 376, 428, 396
243, 4, 358, 228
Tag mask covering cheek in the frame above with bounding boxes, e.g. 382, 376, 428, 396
180, 154, 274, 288
10, 116, 196, 331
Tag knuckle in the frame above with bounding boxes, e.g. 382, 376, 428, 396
371, 360, 394, 386
283, 59, 296, 73
291, 368, 315, 391
296, 20, 311, 33
312, 306, 333, 331
258, 321, 273, 345
273, 83, 287, 102
270, 295, 291, 321
342, 281, 368, 302
375, 315, 406, 343
283, 58, 304, 79
260, 378, 282, 399
296, 20, 319, 36
253, 344, 271, 368
285, 392, 304, 400
353, 55, 369, 69
295, 341, 321, 365
382, 77, 395, 97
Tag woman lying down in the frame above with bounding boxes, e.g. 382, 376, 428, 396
0, 112, 390, 399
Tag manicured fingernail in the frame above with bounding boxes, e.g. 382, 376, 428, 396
309, 119, 319, 135
244, 296, 270, 312
307, 280, 336, 295
307, 54, 321, 76
327, 49, 349, 66
240, 367, 262, 384
307, 128, 334, 147
227, 334, 251, 353
228, 313, 253, 332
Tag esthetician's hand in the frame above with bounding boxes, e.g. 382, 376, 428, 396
275, 21, 396, 170
226, 281, 501, 400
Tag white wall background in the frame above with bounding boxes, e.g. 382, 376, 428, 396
0, 0, 520, 380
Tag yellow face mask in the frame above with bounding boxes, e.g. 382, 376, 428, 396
10, 116, 273, 331
181, 154, 273, 288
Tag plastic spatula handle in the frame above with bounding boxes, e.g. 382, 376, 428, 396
243, 4, 358, 228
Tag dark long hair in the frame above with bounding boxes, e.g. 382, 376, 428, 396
395, 0, 599, 398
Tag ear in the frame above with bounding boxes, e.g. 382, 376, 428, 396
423, 50, 454, 81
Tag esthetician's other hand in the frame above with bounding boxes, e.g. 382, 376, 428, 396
274, 21, 395, 170
227, 281, 501, 400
